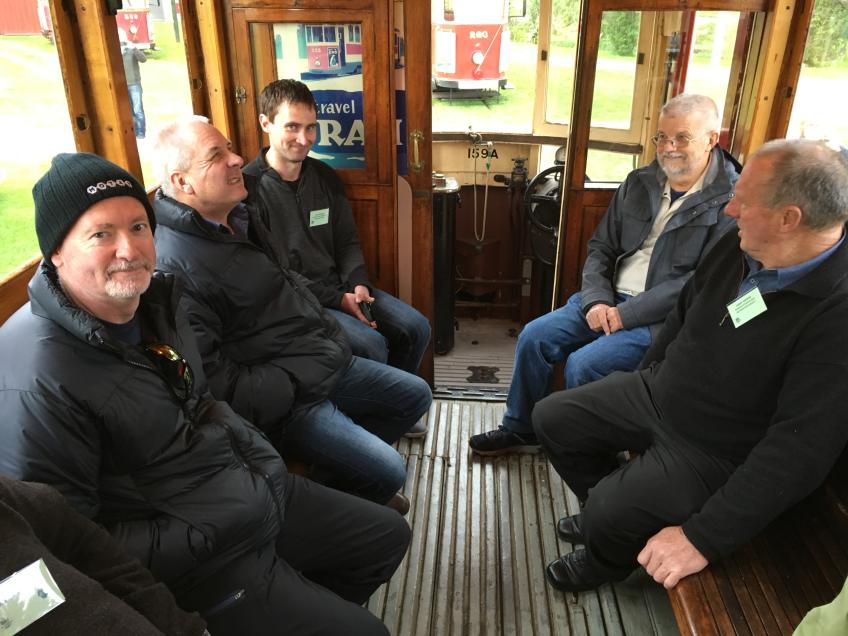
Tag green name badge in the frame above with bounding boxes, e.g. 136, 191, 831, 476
309, 208, 330, 227
0, 559, 65, 635
726, 286, 767, 328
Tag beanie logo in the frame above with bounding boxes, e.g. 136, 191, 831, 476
86, 178, 133, 195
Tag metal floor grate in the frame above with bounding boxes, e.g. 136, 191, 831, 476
434, 318, 519, 401
368, 399, 679, 635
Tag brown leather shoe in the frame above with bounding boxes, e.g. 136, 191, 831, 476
556, 513, 584, 543
386, 492, 410, 516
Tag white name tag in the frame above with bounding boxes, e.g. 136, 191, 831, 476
309, 208, 330, 227
0, 559, 65, 634
726, 286, 767, 328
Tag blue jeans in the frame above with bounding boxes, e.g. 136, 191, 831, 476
282, 356, 432, 504
326, 288, 430, 373
128, 83, 146, 138
503, 292, 651, 434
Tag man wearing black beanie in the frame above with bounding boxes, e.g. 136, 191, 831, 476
31, 152, 158, 324
33, 152, 156, 261
0, 152, 410, 635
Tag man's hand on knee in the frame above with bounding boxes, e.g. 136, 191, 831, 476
605, 306, 623, 333
637, 526, 708, 589
585, 304, 612, 335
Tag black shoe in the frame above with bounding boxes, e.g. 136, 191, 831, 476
545, 549, 631, 592
386, 492, 410, 516
556, 514, 584, 543
469, 427, 540, 456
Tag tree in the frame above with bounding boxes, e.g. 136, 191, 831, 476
803, 0, 848, 67
600, 11, 640, 57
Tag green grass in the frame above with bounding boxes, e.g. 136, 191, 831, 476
0, 173, 40, 274
432, 45, 641, 132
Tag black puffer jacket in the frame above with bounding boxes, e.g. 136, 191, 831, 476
0, 266, 286, 595
153, 184, 351, 441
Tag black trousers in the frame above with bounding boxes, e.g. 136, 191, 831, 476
532, 369, 735, 571
177, 474, 410, 635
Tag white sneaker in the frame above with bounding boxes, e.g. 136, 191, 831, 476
404, 419, 428, 439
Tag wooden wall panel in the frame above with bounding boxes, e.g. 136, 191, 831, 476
0, 259, 38, 326
348, 184, 396, 293
559, 189, 615, 304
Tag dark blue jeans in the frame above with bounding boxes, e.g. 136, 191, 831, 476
282, 356, 432, 503
128, 83, 146, 138
503, 291, 651, 434
326, 288, 430, 374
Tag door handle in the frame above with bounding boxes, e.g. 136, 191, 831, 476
409, 129, 425, 173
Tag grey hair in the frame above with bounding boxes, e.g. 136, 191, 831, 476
661, 94, 720, 133
752, 138, 848, 230
151, 115, 210, 197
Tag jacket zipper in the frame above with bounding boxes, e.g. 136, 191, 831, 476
219, 420, 285, 529
202, 588, 246, 617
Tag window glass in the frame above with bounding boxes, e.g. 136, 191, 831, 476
786, 0, 848, 146
431, 0, 536, 133
583, 10, 749, 185
543, 0, 579, 126
586, 149, 637, 183
589, 11, 640, 130
0, 28, 74, 276
680, 11, 739, 130
124, 7, 194, 187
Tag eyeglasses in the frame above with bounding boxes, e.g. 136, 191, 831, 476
650, 132, 709, 148
143, 343, 194, 402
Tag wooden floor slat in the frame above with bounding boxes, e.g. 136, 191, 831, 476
368, 399, 680, 635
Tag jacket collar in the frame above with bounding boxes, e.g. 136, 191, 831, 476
243, 147, 312, 184
28, 262, 180, 353
153, 187, 263, 242
646, 145, 741, 194
782, 224, 848, 299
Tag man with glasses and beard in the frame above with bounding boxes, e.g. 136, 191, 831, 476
470, 93, 741, 456
0, 153, 410, 635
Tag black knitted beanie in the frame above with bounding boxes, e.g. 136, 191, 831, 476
32, 152, 156, 260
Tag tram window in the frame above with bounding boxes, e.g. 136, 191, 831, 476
431, 0, 536, 133
0, 28, 74, 277
786, 0, 848, 146
678, 11, 740, 131
130, 11, 194, 188
578, 10, 754, 183
541, 0, 580, 127
586, 149, 637, 184
589, 12, 641, 130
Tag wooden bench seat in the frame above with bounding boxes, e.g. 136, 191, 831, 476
669, 451, 848, 635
